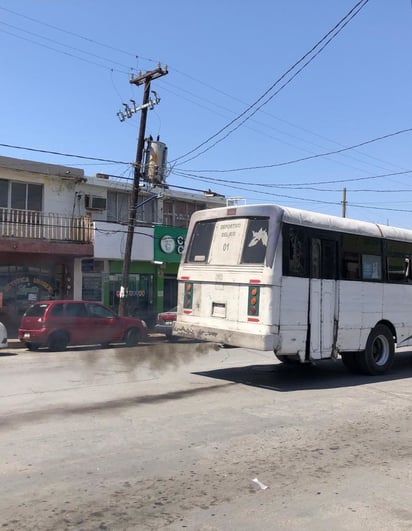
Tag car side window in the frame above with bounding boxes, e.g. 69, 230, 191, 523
64, 303, 87, 317
50, 304, 64, 317
87, 304, 114, 318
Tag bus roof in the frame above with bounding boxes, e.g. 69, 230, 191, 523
192, 203, 412, 243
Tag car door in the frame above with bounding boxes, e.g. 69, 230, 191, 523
62, 302, 89, 345
85, 303, 119, 344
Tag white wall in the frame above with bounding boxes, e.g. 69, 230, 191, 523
93, 221, 154, 261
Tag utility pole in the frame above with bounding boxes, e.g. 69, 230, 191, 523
342, 187, 347, 218
118, 64, 168, 316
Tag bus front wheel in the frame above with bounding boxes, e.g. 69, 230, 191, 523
358, 325, 395, 375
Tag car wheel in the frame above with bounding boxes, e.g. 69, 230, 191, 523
357, 325, 395, 375
124, 327, 140, 347
48, 331, 69, 351
26, 342, 40, 351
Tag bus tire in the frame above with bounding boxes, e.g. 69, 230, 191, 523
275, 354, 300, 365
358, 325, 395, 375
341, 352, 361, 374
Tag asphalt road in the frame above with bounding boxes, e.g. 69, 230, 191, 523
1, 339, 411, 531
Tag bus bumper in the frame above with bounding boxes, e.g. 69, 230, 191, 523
173, 322, 278, 351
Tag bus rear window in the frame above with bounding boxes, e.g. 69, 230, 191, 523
241, 218, 269, 264
186, 217, 268, 265
186, 220, 216, 262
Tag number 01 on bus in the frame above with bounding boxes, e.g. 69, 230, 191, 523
174, 203, 412, 376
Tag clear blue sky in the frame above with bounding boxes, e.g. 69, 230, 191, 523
1, 0, 412, 227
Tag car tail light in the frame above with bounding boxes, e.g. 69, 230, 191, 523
247, 285, 260, 316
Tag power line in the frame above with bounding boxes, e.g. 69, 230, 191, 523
0, 20, 132, 72
171, 167, 412, 188
3, 139, 412, 192
159, 80, 405, 176
179, 127, 412, 173
0, 26, 130, 75
170, 171, 412, 213
171, 0, 369, 166
0, 143, 130, 165
0, 5, 157, 63
4, 1, 398, 179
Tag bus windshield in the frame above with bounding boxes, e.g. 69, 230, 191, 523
186, 217, 269, 265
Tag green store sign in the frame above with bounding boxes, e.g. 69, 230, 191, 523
154, 226, 187, 263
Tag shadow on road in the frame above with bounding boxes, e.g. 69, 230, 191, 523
193, 350, 412, 392
0, 351, 18, 357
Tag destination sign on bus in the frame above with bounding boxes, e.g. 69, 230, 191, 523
209, 220, 247, 264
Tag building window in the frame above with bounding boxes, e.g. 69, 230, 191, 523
0, 180, 8, 208
107, 190, 158, 224
163, 200, 203, 228
0, 179, 43, 211
107, 190, 130, 223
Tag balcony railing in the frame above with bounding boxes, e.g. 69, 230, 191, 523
0, 208, 93, 243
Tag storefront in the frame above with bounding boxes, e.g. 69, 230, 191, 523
105, 261, 156, 327
153, 225, 187, 313
0, 255, 74, 334
77, 224, 187, 328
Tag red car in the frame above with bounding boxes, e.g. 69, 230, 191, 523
18, 300, 148, 351
154, 306, 177, 339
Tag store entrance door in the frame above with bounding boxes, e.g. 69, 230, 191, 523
108, 274, 155, 328
163, 275, 177, 311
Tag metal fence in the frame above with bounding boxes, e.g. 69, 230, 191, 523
0, 208, 93, 243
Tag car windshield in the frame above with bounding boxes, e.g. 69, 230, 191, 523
24, 303, 49, 317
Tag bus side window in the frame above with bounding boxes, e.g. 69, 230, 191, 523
342, 234, 381, 281
387, 255, 410, 282
311, 238, 337, 279
286, 227, 307, 277
322, 240, 337, 279
343, 252, 360, 280
361, 254, 382, 281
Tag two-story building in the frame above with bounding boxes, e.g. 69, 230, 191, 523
0, 155, 225, 333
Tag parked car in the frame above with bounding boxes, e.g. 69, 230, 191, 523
18, 300, 148, 351
154, 307, 177, 339
0, 321, 8, 349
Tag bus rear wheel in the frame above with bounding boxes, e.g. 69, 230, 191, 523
275, 354, 301, 365
358, 325, 395, 375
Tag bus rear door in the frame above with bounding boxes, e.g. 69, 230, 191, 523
309, 237, 338, 360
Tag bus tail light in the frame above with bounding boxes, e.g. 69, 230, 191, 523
248, 285, 260, 317
184, 282, 193, 310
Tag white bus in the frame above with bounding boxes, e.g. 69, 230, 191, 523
174, 203, 412, 375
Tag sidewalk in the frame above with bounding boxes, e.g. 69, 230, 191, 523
6, 339, 24, 349
5, 333, 166, 350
